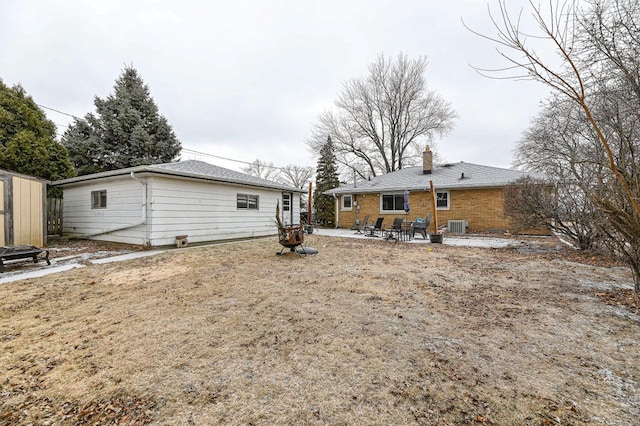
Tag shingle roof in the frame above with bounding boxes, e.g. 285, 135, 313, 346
325, 162, 540, 194
53, 160, 304, 193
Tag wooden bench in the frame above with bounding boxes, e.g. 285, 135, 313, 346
0, 245, 51, 272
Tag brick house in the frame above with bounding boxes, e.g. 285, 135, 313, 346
324, 148, 546, 234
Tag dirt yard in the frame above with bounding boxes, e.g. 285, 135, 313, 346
1, 234, 639, 425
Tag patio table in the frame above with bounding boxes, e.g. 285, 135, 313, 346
401, 221, 413, 241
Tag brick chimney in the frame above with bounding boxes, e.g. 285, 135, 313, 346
422, 146, 432, 174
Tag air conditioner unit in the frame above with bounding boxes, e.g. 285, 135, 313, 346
448, 220, 467, 234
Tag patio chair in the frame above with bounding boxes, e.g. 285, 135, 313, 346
413, 213, 432, 239
353, 215, 369, 234
365, 217, 384, 237
384, 217, 405, 242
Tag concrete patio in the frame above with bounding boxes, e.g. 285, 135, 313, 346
311, 226, 521, 248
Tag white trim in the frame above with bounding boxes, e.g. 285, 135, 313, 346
281, 192, 293, 225
341, 194, 353, 211
237, 193, 259, 209
380, 193, 405, 214
436, 190, 450, 210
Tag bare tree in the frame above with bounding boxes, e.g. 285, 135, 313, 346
279, 165, 315, 189
504, 176, 604, 251
279, 165, 314, 212
308, 52, 457, 179
504, 176, 555, 231
471, 0, 640, 290
513, 96, 606, 250
468, 0, 640, 215
241, 159, 279, 181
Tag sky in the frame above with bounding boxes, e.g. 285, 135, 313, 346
1, 0, 553, 173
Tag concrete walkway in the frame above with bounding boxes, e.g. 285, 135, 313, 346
0, 250, 165, 285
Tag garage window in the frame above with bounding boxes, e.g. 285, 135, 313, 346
91, 190, 107, 209
237, 193, 259, 209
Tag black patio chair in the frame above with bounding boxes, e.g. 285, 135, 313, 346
384, 218, 405, 242
352, 215, 369, 234
365, 217, 384, 237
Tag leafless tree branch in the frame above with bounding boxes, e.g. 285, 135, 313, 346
308, 52, 456, 178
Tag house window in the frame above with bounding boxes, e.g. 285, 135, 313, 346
237, 194, 259, 209
283, 193, 291, 212
91, 190, 107, 209
436, 191, 450, 210
342, 194, 352, 211
381, 193, 404, 211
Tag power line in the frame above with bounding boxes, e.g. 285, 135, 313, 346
181, 148, 291, 170
36, 103, 80, 119
34, 102, 303, 171
181, 148, 253, 165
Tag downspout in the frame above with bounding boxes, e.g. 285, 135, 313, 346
334, 194, 339, 228
129, 172, 149, 245
71, 172, 148, 242
307, 182, 312, 225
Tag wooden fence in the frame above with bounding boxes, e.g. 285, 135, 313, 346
47, 197, 63, 236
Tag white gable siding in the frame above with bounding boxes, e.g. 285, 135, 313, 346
61, 177, 148, 245
146, 176, 292, 246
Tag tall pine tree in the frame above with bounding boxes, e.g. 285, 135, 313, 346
314, 136, 340, 226
62, 67, 181, 175
0, 80, 76, 191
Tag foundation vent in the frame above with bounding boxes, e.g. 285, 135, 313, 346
175, 235, 189, 248
448, 220, 467, 234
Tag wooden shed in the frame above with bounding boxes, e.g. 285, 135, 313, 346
0, 169, 47, 247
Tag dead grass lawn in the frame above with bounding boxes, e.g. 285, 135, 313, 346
1, 234, 639, 425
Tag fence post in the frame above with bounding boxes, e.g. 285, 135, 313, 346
47, 197, 63, 236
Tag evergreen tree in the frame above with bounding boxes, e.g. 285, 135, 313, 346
314, 136, 340, 226
0, 80, 76, 191
62, 67, 181, 175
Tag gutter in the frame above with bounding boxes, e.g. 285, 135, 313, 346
54, 166, 304, 194
333, 194, 339, 229
129, 171, 148, 224
129, 172, 150, 244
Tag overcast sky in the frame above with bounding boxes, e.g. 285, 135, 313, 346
1, 0, 553, 172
